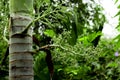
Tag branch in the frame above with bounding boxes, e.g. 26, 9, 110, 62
20, 10, 58, 34
36, 44, 76, 54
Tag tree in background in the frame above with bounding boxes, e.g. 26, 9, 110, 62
33, 0, 105, 46
9, 0, 34, 80
33, 0, 106, 80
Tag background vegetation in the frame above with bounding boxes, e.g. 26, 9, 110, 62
0, 0, 120, 80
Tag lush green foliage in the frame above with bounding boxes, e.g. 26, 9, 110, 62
114, 0, 120, 51
33, 0, 105, 45
34, 31, 120, 80
1, 0, 120, 80
33, 0, 120, 80
0, 0, 9, 80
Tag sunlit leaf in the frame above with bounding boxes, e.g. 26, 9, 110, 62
106, 62, 118, 68
45, 0, 50, 3
44, 29, 56, 37
113, 34, 120, 41
117, 5, 120, 9
89, 31, 102, 42
57, 68, 62, 72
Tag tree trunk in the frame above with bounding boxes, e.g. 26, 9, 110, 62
9, 0, 34, 80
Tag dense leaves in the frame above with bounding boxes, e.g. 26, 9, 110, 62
1, 0, 120, 80
0, 0, 9, 79
34, 31, 120, 80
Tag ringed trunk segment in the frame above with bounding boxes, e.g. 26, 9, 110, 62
9, 0, 33, 79
9, 14, 33, 80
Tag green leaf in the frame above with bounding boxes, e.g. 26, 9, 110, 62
64, 67, 78, 75
114, 11, 120, 17
45, 0, 50, 3
115, 0, 119, 4
117, 5, 120, 9
113, 34, 120, 41
44, 29, 56, 38
88, 31, 102, 42
116, 23, 120, 29
106, 62, 118, 68
57, 68, 62, 72
78, 36, 88, 42
116, 24, 120, 31
117, 27, 120, 32
92, 62, 100, 69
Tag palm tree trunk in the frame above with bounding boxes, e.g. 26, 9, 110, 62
9, 0, 34, 80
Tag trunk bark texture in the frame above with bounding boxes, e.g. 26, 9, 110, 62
9, 0, 34, 80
